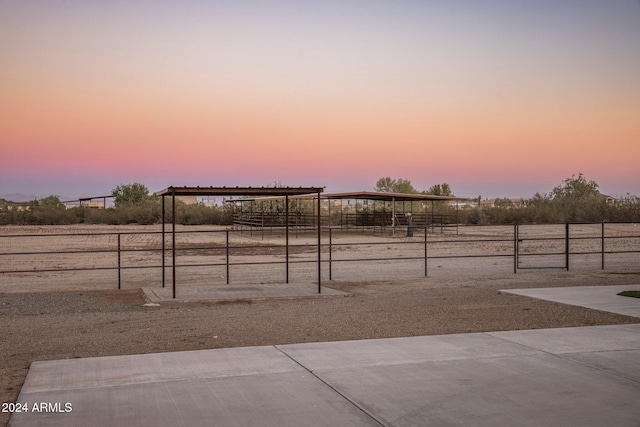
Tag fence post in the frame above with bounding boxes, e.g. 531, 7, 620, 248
514, 224, 518, 274
565, 223, 570, 271
226, 230, 230, 285
601, 222, 605, 270
117, 233, 121, 290
424, 226, 428, 277
329, 228, 333, 281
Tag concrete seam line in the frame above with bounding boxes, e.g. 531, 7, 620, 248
274, 346, 388, 427
484, 331, 640, 384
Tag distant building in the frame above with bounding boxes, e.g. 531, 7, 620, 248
5, 204, 30, 212
479, 198, 526, 208
176, 196, 198, 205
198, 196, 218, 207
449, 200, 473, 209
599, 194, 616, 205
79, 201, 105, 209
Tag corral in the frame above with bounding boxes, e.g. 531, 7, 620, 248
231, 191, 465, 234
1, 222, 638, 295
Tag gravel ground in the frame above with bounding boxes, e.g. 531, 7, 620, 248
2, 269, 640, 426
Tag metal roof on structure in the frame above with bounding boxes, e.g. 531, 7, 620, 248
61, 195, 111, 203
321, 191, 467, 202
155, 186, 324, 197
239, 191, 467, 203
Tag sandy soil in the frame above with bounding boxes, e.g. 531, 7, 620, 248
1, 224, 639, 426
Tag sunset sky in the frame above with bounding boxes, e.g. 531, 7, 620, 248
2, 0, 639, 200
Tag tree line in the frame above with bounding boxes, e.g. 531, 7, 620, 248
375, 177, 453, 196
1, 174, 639, 225
374, 174, 640, 224
0, 183, 233, 226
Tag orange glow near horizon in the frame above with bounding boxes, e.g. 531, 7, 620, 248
2, 1, 639, 197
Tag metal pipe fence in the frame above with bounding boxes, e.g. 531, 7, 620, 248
0, 223, 638, 290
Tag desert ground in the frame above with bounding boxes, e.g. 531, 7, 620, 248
1, 223, 638, 291
1, 224, 639, 426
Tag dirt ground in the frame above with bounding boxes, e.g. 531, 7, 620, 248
1, 224, 639, 426
1, 223, 638, 291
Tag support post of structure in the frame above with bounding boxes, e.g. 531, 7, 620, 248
317, 190, 322, 294
456, 201, 459, 235
172, 188, 176, 299
392, 197, 396, 236
285, 195, 289, 283
162, 195, 165, 288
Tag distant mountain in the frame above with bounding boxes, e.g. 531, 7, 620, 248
0, 193, 77, 203
0, 194, 39, 203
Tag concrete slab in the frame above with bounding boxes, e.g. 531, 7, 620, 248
13, 370, 380, 427
501, 285, 640, 318
20, 347, 305, 393
489, 324, 640, 354
561, 350, 640, 382
11, 325, 640, 426
279, 325, 640, 426
308, 353, 640, 426
277, 333, 544, 371
490, 325, 640, 388
10, 347, 378, 427
142, 283, 349, 303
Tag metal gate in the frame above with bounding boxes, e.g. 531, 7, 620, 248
515, 224, 569, 270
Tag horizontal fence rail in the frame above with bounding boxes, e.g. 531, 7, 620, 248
0, 223, 638, 290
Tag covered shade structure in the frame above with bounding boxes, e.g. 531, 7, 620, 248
233, 191, 467, 233
321, 191, 467, 232
62, 195, 112, 209
322, 191, 465, 202
156, 186, 324, 299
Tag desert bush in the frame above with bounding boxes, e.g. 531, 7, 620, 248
607, 195, 640, 222
178, 203, 229, 225
114, 200, 161, 225
458, 196, 640, 225
457, 175, 640, 225
81, 207, 118, 224
9, 196, 79, 225
0, 210, 16, 225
